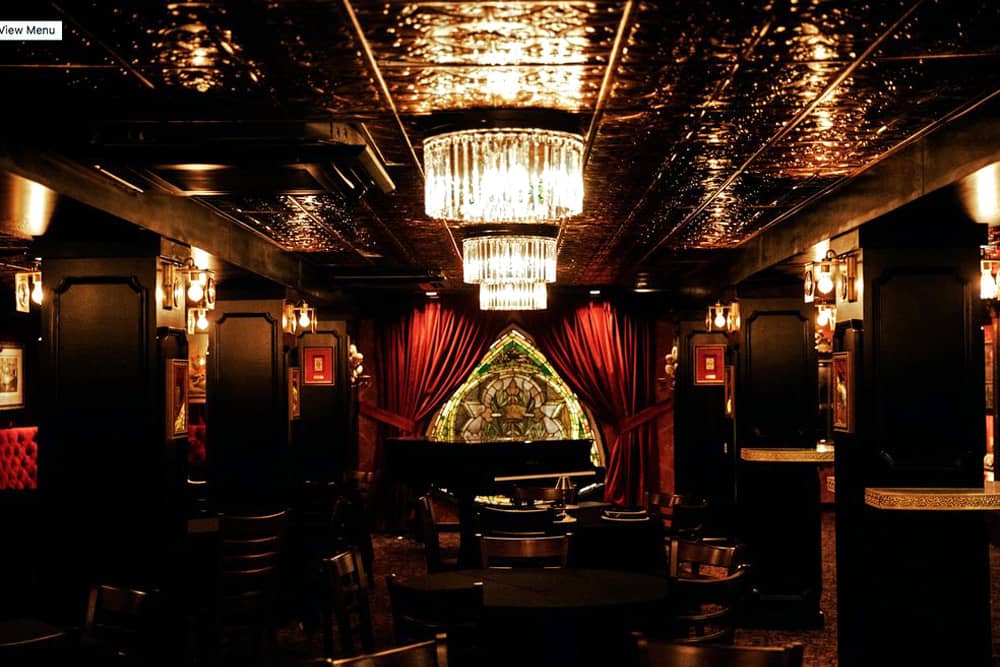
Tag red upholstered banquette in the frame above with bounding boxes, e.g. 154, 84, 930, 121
0, 426, 38, 490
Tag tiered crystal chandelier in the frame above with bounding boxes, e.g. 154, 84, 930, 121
424, 127, 583, 311
424, 128, 584, 223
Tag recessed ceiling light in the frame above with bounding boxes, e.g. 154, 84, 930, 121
425, 291, 438, 297
589, 289, 601, 296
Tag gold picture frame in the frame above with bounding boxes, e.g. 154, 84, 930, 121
832, 351, 853, 433
167, 359, 189, 439
0, 344, 24, 410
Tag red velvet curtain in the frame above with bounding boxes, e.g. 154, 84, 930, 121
373, 301, 501, 434
367, 299, 658, 507
527, 302, 657, 506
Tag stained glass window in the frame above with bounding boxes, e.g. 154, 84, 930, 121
428, 329, 602, 466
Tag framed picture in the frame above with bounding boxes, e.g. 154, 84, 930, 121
832, 350, 853, 433
0, 344, 24, 409
724, 365, 735, 416
288, 368, 301, 419
15, 273, 30, 313
303, 346, 335, 385
188, 334, 208, 404
167, 359, 188, 439
694, 344, 726, 385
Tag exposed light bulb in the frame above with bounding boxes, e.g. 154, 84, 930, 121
816, 272, 834, 295
30, 275, 42, 305
196, 310, 209, 331
982, 268, 998, 299
714, 312, 726, 329
188, 281, 204, 303
298, 309, 311, 329
817, 308, 830, 327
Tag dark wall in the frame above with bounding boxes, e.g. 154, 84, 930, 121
737, 297, 817, 449
207, 297, 291, 506
836, 202, 990, 665
0, 292, 40, 427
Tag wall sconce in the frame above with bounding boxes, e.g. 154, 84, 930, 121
815, 304, 837, 353
706, 301, 741, 333
182, 259, 216, 310
14, 270, 42, 313
805, 249, 840, 304
982, 246, 1000, 300
840, 254, 858, 303
187, 307, 210, 335
282, 301, 316, 334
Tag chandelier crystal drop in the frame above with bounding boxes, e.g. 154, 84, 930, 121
424, 128, 584, 223
463, 235, 557, 285
479, 281, 547, 311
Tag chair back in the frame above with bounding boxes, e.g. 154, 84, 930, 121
416, 495, 445, 573
322, 549, 375, 657
479, 534, 570, 568
669, 539, 743, 578
646, 493, 708, 537
386, 574, 483, 646
635, 634, 803, 667
667, 568, 749, 643
511, 486, 564, 507
322, 633, 449, 667
479, 505, 555, 536
219, 511, 286, 599
84, 584, 157, 665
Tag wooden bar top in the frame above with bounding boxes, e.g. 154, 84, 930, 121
864, 486, 1000, 510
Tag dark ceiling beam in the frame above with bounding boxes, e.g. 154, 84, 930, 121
0, 145, 341, 301
632, 0, 927, 271
721, 95, 1000, 285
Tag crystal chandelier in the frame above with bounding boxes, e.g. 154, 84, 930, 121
463, 234, 556, 285
479, 281, 547, 311
424, 128, 584, 223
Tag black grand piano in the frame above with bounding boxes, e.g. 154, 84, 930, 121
385, 437, 596, 565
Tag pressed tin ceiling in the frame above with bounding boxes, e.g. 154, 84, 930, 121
0, 1, 998, 288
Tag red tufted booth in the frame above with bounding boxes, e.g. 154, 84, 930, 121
0, 426, 38, 490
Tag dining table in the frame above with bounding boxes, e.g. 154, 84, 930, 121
555, 502, 668, 572
400, 567, 671, 665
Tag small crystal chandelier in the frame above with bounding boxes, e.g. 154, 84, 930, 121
479, 281, 547, 311
424, 128, 584, 223
463, 234, 556, 285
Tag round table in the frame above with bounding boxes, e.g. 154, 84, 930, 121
401, 568, 670, 665
559, 503, 668, 572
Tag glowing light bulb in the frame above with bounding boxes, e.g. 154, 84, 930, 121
714, 312, 726, 329
188, 281, 204, 303
816, 271, 834, 295
298, 309, 311, 329
817, 308, 829, 327
983, 269, 998, 299
196, 310, 209, 331
30, 275, 42, 304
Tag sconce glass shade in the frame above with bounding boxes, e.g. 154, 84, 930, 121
187, 308, 210, 334
424, 128, 584, 223
815, 304, 837, 354
479, 281, 547, 311
463, 234, 557, 285
14, 270, 42, 313
706, 301, 740, 333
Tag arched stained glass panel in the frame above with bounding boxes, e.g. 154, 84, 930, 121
428, 329, 601, 466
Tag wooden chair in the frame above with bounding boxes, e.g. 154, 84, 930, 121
478, 505, 556, 536
634, 634, 803, 667
386, 574, 482, 649
479, 534, 570, 568
82, 584, 159, 665
416, 495, 459, 573
646, 493, 708, 538
669, 539, 743, 578
217, 510, 287, 663
336, 476, 376, 586
322, 548, 375, 658
667, 568, 749, 643
314, 633, 449, 667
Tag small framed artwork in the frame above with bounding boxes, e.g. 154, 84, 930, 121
188, 334, 209, 404
832, 350, 853, 433
15, 273, 30, 313
724, 365, 735, 416
694, 344, 726, 385
0, 344, 24, 409
303, 346, 335, 385
167, 359, 189, 439
288, 368, 301, 419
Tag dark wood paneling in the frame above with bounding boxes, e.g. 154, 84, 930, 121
740, 300, 815, 448
208, 299, 289, 504
293, 323, 350, 481
673, 323, 732, 533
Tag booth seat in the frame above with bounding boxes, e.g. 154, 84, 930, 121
0, 427, 38, 490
